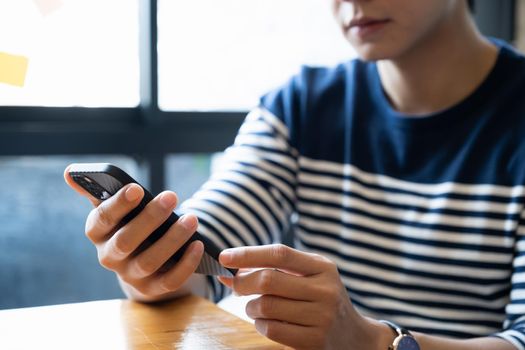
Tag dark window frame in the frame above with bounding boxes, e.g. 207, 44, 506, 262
0, 0, 516, 194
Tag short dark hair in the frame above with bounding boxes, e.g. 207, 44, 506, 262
468, 0, 475, 12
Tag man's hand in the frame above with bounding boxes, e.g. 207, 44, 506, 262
218, 244, 382, 350
64, 165, 205, 302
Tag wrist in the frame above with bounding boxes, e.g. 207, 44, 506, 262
379, 320, 421, 350
361, 317, 397, 350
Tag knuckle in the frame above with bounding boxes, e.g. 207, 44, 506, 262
234, 247, 248, 262
327, 260, 339, 274
322, 285, 340, 301
312, 253, 332, 265
98, 249, 116, 271
118, 273, 134, 286
84, 227, 94, 241
140, 207, 159, 223
146, 198, 173, 221
258, 296, 274, 316
313, 253, 339, 273
112, 235, 133, 257
96, 204, 116, 230
159, 274, 181, 293
258, 269, 275, 293
133, 257, 157, 278
178, 247, 200, 270
165, 228, 185, 246
85, 209, 101, 241
133, 283, 154, 297
271, 244, 290, 263
231, 276, 242, 294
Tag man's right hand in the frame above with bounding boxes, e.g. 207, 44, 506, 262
64, 165, 205, 302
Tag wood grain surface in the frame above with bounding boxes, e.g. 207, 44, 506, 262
0, 295, 287, 349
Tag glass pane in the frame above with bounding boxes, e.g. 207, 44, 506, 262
0, 155, 140, 309
166, 154, 213, 205
0, 0, 139, 107
158, 0, 355, 111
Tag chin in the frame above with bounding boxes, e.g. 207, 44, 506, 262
352, 42, 405, 62
355, 50, 387, 62
353, 47, 391, 61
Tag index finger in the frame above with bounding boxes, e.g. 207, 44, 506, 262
64, 164, 101, 207
219, 244, 327, 276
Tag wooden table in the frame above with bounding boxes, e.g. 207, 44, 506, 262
0, 295, 286, 349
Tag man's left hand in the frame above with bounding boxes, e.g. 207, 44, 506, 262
218, 244, 382, 350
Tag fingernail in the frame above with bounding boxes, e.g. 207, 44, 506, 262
125, 184, 141, 202
159, 192, 177, 209
220, 249, 233, 264
217, 276, 232, 287
191, 241, 204, 257
179, 214, 196, 230
255, 321, 267, 336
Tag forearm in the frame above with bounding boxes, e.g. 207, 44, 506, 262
370, 319, 516, 350
417, 333, 515, 350
118, 273, 208, 303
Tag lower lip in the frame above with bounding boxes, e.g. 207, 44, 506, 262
349, 20, 390, 40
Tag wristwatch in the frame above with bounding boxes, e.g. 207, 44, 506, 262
380, 320, 420, 350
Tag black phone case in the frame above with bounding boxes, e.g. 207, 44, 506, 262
69, 163, 236, 277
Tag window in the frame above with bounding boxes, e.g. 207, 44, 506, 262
0, 155, 138, 309
166, 154, 213, 203
158, 0, 355, 111
0, 153, 216, 309
0, 0, 139, 107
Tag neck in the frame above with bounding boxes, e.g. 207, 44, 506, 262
377, 6, 498, 116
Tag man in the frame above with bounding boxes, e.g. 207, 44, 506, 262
66, 1, 525, 349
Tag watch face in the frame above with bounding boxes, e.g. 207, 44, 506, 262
397, 336, 420, 350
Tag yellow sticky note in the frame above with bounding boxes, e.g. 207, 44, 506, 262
33, 0, 64, 16
0, 52, 29, 87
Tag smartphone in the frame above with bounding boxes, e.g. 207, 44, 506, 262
68, 163, 236, 277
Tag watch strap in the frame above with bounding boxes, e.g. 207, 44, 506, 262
380, 320, 412, 336
379, 320, 420, 350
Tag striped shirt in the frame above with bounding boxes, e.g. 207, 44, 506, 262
181, 39, 525, 348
